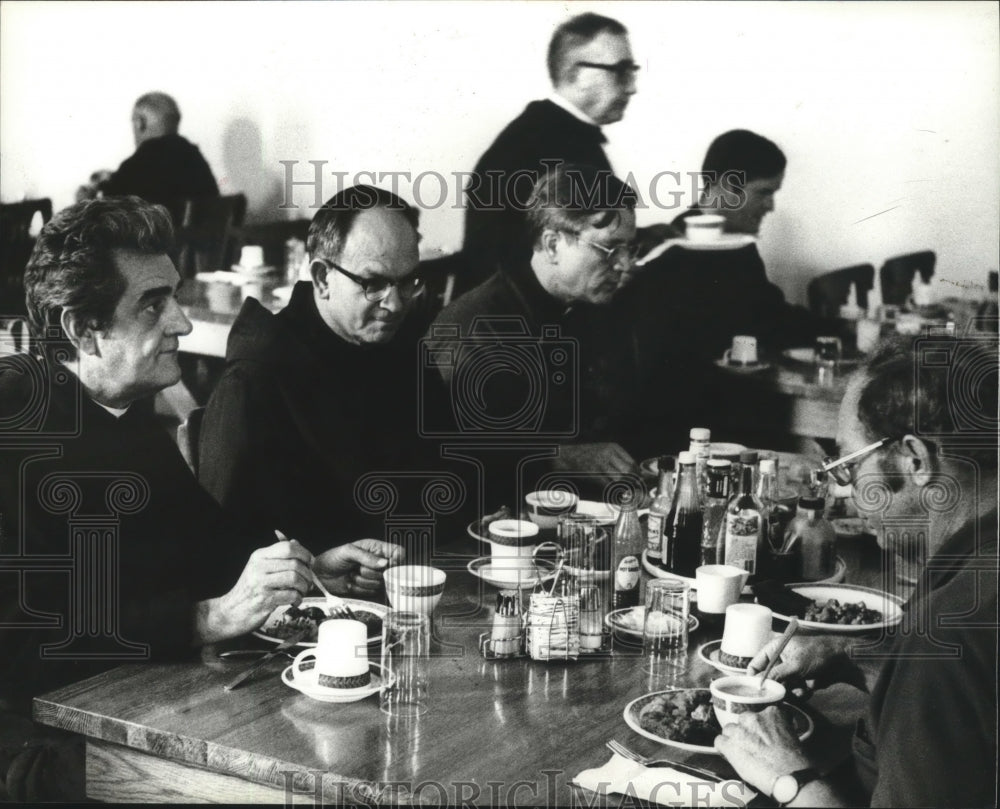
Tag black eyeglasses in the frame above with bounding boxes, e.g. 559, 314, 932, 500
822, 437, 899, 486
575, 60, 640, 83
314, 259, 424, 302
576, 236, 641, 270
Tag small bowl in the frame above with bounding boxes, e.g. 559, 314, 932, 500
685, 214, 726, 243
383, 565, 446, 615
525, 490, 578, 530
710, 674, 786, 728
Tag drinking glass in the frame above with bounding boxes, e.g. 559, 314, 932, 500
642, 579, 690, 672
380, 611, 430, 717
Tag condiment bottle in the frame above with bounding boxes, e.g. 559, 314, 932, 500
491, 590, 523, 657
688, 427, 711, 500
786, 497, 837, 581
663, 451, 703, 577
578, 584, 604, 651
612, 492, 643, 610
700, 459, 731, 565
724, 462, 764, 579
645, 456, 676, 568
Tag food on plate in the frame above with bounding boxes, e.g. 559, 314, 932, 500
803, 598, 882, 625
268, 604, 383, 643
637, 690, 721, 746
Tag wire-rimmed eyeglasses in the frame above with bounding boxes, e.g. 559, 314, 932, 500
575, 60, 641, 84
821, 436, 899, 486
576, 236, 641, 270
314, 258, 424, 302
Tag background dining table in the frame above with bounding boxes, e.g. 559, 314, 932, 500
32, 526, 899, 805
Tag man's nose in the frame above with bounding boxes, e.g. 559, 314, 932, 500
379, 285, 405, 313
166, 298, 193, 336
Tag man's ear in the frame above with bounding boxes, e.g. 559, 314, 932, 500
60, 309, 99, 357
310, 259, 330, 297
540, 229, 561, 263
899, 435, 935, 486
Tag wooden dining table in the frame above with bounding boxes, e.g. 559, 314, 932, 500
32, 529, 893, 805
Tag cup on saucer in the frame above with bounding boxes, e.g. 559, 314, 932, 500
685, 214, 725, 243
719, 603, 773, 669
722, 335, 758, 367
237, 245, 265, 271
525, 490, 578, 530
486, 519, 539, 582
290, 619, 371, 690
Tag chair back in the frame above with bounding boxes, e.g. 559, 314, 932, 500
879, 251, 936, 306
177, 406, 206, 476
176, 194, 247, 278
807, 263, 875, 319
1, 198, 53, 316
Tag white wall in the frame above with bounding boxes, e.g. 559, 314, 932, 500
2, 0, 997, 303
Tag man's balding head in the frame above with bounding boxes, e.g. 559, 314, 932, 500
132, 92, 181, 146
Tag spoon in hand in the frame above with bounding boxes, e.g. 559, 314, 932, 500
757, 617, 799, 689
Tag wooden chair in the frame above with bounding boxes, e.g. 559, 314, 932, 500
176, 406, 206, 476
1, 198, 53, 317
879, 250, 936, 306
175, 194, 247, 278
807, 263, 875, 319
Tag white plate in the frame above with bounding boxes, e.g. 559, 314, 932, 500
714, 359, 773, 374
253, 597, 387, 648
641, 552, 847, 590
623, 689, 812, 755
232, 263, 278, 278
605, 606, 699, 639
467, 556, 557, 589
282, 662, 391, 703
574, 499, 650, 522
768, 583, 904, 633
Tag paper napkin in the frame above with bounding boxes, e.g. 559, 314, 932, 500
572, 753, 756, 808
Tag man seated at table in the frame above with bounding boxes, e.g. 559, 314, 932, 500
76, 92, 219, 215
0, 197, 400, 800
427, 164, 674, 503
462, 12, 673, 291
715, 335, 998, 808
628, 129, 823, 365
199, 186, 440, 549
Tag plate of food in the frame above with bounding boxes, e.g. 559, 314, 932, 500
605, 606, 699, 639
624, 689, 813, 754
754, 582, 903, 633
253, 597, 387, 648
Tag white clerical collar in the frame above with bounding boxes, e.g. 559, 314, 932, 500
548, 92, 601, 128
94, 400, 130, 418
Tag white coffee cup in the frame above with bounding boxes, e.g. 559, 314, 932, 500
685, 214, 725, 243
525, 490, 578, 530
383, 565, 447, 615
695, 564, 749, 615
723, 335, 758, 366
719, 603, 773, 668
856, 318, 881, 353
710, 674, 786, 728
239, 245, 265, 269
487, 519, 539, 582
292, 618, 370, 689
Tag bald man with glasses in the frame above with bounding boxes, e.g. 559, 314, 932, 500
199, 186, 440, 550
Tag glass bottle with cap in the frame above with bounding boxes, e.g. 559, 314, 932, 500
724, 459, 765, 579
701, 459, 732, 565
612, 491, 644, 610
785, 496, 837, 581
688, 427, 711, 499
645, 456, 676, 568
664, 451, 703, 577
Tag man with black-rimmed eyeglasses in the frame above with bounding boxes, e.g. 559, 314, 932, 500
199, 186, 444, 550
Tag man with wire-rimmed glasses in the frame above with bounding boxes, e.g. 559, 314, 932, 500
714, 334, 998, 808
200, 185, 441, 550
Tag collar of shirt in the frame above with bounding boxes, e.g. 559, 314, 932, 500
548, 92, 602, 129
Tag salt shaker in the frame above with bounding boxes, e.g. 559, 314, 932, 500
490, 590, 522, 657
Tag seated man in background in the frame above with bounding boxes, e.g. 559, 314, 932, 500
717, 335, 998, 808
199, 186, 440, 549
0, 197, 399, 800
628, 128, 822, 366
77, 92, 219, 214
428, 164, 668, 505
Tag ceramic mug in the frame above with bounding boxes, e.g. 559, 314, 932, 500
723, 335, 758, 366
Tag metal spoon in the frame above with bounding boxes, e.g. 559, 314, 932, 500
757, 617, 799, 689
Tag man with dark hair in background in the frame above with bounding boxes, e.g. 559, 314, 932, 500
717, 335, 998, 808
0, 196, 400, 800
77, 92, 219, 212
462, 13, 653, 288
199, 186, 440, 549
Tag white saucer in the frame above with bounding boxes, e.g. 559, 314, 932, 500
636, 234, 756, 265
696, 638, 779, 675
467, 556, 556, 589
282, 662, 391, 703
640, 552, 847, 588
714, 359, 773, 374
605, 606, 700, 639
232, 264, 278, 278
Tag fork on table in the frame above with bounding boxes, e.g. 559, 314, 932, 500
605, 740, 721, 782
